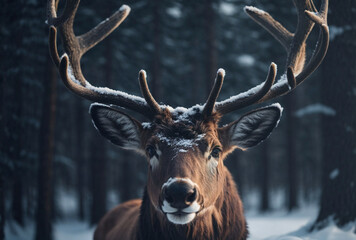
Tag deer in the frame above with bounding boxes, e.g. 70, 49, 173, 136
47, 0, 329, 239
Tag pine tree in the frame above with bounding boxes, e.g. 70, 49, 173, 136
312, 0, 356, 230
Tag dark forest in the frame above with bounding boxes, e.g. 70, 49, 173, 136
0, 0, 355, 239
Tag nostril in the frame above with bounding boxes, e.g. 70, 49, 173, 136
185, 188, 197, 204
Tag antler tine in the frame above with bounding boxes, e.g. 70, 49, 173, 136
243, 7, 293, 51
202, 69, 225, 117
78, 5, 131, 55
49, 26, 60, 67
295, 24, 329, 84
47, 0, 79, 27
58, 56, 152, 117
138, 70, 162, 116
215, 0, 329, 115
295, 1, 329, 84
47, 0, 159, 119
56, 0, 129, 86
47, 0, 58, 25
215, 63, 277, 115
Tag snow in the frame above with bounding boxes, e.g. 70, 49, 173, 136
167, 6, 182, 18
295, 104, 336, 117
247, 209, 356, 240
156, 133, 205, 151
329, 168, 339, 180
244, 6, 267, 15
54, 221, 95, 240
220, 2, 236, 16
85, 82, 147, 105
329, 25, 352, 41
269, 220, 356, 240
218, 68, 226, 77
247, 209, 313, 239
119, 4, 130, 12
237, 54, 256, 67
270, 102, 283, 113
65, 60, 82, 86
5, 221, 95, 240
168, 104, 205, 123
142, 122, 152, 129
140, 69, 147, 78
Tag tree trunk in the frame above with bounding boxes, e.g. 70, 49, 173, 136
312, 0, 356, 230
0, 29, 5, 238
151, 0, 162, 99
119, 152, 136, 202
260, 141, 270, 212
75, 100, 85, 221
35, 55, 57, 240
190, 36, 202, 105
10, 76, 24, 226
204, 0, 217, 98
233, 151, 244, 200
89, 137, 107, 225
0, 175, 4, 240
11, 178, 24, 226
286, 93, 298, 211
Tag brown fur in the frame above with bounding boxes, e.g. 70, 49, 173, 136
94, 114, 249, 240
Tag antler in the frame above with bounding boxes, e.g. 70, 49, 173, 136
214, 0, 329, 115
47, 0, 161, 118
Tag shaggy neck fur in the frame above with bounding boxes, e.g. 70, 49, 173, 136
137, 168, 248, 240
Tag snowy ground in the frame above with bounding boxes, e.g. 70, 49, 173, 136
246, 208, 356, 240
5, 208, 356, 240
247, 209, 314, 240
5, 220, 95, 240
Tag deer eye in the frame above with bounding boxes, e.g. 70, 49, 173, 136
146, 145, 156, 158
211, 147, 221, 159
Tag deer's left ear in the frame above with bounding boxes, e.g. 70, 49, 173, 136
220, 104, 283, 150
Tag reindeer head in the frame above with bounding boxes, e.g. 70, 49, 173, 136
88, 69, 282, 224
47, 0, 329, 226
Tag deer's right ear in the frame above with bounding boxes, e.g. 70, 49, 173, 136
89, 103, 143, 151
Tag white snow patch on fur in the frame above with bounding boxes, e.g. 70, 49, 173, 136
156, 133, 205, 152
142, 122, 152, 129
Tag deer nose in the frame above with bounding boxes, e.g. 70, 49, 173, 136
163, 182, 197, 209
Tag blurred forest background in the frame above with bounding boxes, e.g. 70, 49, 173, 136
0, 0, 355, 240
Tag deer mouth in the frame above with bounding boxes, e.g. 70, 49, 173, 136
166, 211, 197, 225
161, 200, 201, 225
